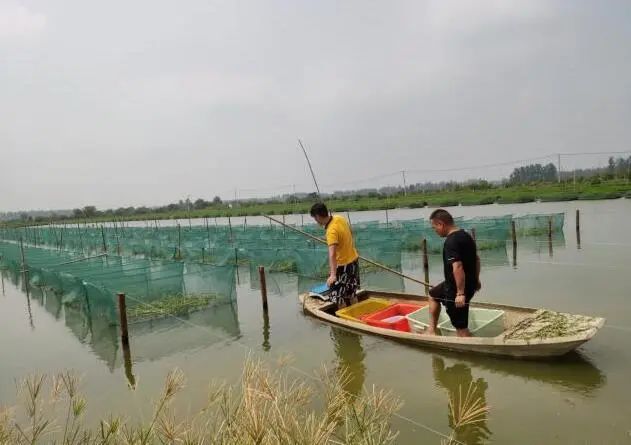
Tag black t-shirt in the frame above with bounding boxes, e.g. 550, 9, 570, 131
442, 229, 478, 297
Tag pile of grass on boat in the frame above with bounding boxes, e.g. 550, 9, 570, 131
504, 309, 599, 340
127, 293, 216, 322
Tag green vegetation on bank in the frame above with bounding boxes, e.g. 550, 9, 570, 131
3, 179, 630, 228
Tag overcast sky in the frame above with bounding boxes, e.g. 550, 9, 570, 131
1, 0, 630, 211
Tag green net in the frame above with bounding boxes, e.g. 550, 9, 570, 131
0, 211, 566, 299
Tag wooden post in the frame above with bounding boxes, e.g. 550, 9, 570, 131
385, 209, 389, 227
262, 310, 271, 351
205, 217, 212, 252
422, 238, 429, 296
115, 224, 121, 256
177, 223, 182, 259
576, 209, 581, 249
101, 225, 107, 253
548, 216, 553, 241
301, 214, 304, 227
234, 247, 240, 284
117, 293, 129, 347
471, 228, 476, 241
511, 220, 517, 268
244, 216, 247, 231
117, 292, 135, 387
259, 266, 268, 313
59, 225, 64, 251
201, 247, 205, 263
228, 216, 233, 243
282, 214, 286, 238
77, 222, 84, 253
19, 237, 27, 271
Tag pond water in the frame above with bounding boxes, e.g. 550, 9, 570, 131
1, 199, 630, 444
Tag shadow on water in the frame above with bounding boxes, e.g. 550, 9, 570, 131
432, 356, 492, 445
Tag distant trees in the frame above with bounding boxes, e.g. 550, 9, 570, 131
509, 163, 558, 184
606, 156, 631, 179
83, 206, 98, 217
193, 199, 208, 210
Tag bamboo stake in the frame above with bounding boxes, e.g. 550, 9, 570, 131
259, 266, 268, 313
548, 216, 553, 257
205, 217, 212, 252
511, 220, 517, 268
264, 215, 432, 287
117, 293, 129, 346
576, 209, 581, 249
101, 225, 107, 253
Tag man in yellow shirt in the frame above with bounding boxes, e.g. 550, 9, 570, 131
310, 203, 360, 308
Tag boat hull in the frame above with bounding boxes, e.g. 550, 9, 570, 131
299, 290, 605, 359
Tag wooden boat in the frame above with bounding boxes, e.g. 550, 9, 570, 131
299, 289, 605, 359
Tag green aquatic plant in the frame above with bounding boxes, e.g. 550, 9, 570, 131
127, 293, 216, 322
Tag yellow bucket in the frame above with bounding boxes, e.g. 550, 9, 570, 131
336, 298, 392, 323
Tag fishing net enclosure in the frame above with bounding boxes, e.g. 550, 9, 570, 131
0, 211, 565, 314
0, 241, 236, 325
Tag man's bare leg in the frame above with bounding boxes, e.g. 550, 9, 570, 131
456, 328, 472, 338
427, 297, 441, 335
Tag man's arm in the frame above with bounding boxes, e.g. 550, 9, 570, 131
452, 261, 466, 308
327, 244, 338, 287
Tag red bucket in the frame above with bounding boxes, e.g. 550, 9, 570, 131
362, 302, 428, 332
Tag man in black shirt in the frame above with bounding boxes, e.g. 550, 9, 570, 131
428, 209, 481, 337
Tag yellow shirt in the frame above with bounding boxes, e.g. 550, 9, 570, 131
325, 215, 359, 266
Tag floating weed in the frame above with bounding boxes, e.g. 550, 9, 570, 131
505, 310, 598, 340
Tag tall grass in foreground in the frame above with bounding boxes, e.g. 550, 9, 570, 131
0, 358, 402, 445
1, 358, 490, 444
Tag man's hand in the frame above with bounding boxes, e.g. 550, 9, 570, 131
455, 293, 466, 308
327, 274, 337, 288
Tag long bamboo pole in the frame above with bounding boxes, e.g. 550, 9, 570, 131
264, 215, 432, 287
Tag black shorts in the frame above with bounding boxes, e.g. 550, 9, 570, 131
429, 282, 473, 330
329, 260, 360, 305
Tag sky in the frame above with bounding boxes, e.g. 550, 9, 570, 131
1, 0, 630, 211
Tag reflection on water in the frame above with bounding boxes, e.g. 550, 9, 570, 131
432, 356, 492, 445
1, 268, 242, 376
330, 327, 366, 396
472, 351, 606, 396
262, 311, 271, 351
